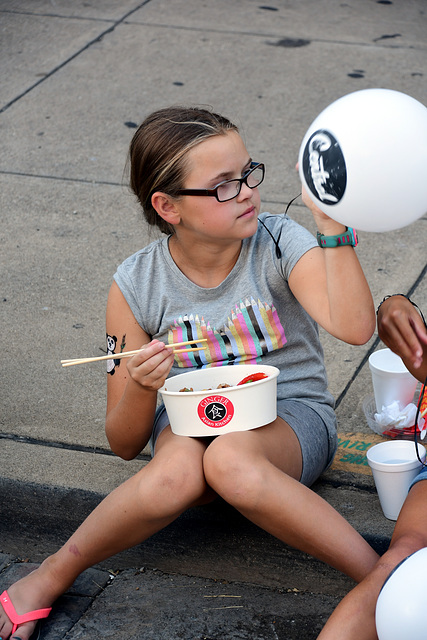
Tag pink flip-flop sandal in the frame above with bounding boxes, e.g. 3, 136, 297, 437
0, 590, 52, 635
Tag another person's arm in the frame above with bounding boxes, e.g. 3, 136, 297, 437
377, 294, 427, 381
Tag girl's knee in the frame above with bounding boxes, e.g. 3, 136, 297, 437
203, 438, 266, 506
204, 436, 242, 479
141, 449, 207, 511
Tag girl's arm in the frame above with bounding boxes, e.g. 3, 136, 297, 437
105, 281, 174, 460
288, 187, 375, 345
377, 295, 427, 381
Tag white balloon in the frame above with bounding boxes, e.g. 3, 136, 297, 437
376, 547, 427, 640
298, 88, 427, 232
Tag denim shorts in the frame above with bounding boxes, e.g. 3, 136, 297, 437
150, 398, 337, 488
409, 465, 427, 492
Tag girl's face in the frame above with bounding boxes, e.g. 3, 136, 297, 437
173, 131, 261, 243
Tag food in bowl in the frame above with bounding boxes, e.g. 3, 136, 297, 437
176, 372, 268, 393
237, 372, 268, 385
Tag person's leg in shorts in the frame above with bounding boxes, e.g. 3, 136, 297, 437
202, 402, 378, 583
275, 399, 337, 487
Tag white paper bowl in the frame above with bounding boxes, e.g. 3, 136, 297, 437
159, 364, 280, 437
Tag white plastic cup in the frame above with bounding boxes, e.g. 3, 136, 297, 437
367, 440, 426, 520
368, 348, 418, 413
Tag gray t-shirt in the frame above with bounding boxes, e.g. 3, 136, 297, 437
114, 212, 335, 428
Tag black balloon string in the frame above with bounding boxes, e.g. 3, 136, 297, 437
414, 375, 427, 466
259, 193, 301, 260
413, 305, 427, 466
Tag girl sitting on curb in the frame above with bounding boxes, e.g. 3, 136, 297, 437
0, 105, 378, 640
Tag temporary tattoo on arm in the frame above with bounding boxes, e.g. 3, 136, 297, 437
106, 333, 121, 375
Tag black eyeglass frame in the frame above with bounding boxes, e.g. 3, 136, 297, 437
175, 162, 265, 203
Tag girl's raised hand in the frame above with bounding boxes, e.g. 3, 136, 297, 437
300, 184, 347, 236
127, 339, 175, 391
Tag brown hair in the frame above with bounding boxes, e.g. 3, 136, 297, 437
129, 106, 238, 234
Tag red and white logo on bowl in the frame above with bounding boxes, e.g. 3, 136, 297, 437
197, 395, 234, 428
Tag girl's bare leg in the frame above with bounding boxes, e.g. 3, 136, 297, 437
0, 430, 214, 640
203, 418, 379, 583
317, 481, 427, 640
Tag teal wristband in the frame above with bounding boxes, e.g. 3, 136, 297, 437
317, 227, 358, 248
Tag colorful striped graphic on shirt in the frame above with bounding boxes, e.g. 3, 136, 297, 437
169, 298, 286, 368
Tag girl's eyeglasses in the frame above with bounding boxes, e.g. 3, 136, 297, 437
176, 162, 265, 203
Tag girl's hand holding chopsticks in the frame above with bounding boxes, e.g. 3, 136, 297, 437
124, 339, 176, 392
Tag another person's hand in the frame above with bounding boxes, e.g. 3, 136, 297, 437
377, 295, 427, 376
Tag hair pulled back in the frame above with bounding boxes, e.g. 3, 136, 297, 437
129, 106, 238, 235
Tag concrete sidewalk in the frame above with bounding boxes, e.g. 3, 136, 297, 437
1, 0, 427, 637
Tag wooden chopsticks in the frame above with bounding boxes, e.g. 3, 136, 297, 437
61, 339, 207, 367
